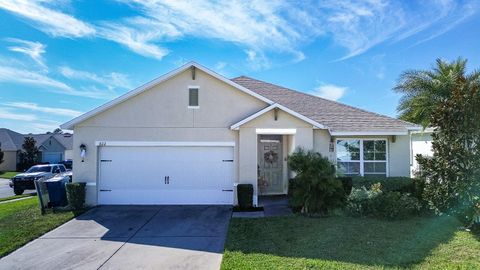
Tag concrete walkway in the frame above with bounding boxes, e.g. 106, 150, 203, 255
0, 205, 232, 270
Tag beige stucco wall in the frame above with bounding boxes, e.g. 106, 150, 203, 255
73, 68, 267, 205
332, 135, 411, 177
0, 151, 18, 171
313, 129, 332, 161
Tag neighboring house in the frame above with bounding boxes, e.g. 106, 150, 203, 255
0, 129, 73, 170
28, 133, 74, 163
410, 128, 434, 177
61, 62, 421, 206
0, 128, 24, 171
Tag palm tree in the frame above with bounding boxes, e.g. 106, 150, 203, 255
394, 58, 478, 128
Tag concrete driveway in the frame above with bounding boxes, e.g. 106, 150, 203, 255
0, 205, 232, 270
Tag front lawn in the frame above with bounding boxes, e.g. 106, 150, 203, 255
222, 216, 480, 269
0, 171, 20, 179
0, 197, 85, 257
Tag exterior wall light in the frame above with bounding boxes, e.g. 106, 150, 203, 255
80, 144, 87, 162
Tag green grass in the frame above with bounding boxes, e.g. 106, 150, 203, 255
0, 194, 34, 203
0, 197, 85, 257
222, 216, 480, 269
0, 171, 20, 179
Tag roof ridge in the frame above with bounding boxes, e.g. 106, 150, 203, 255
232, 76, 418, 126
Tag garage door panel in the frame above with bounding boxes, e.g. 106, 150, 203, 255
98, 145, 234, 205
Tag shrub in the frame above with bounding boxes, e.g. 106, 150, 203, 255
347, 184, 422, 219
237, 184, 253, 209
370, 192, 422, 219
66, 182, 86, 210
346, 186, 382, 216
351, 176, 425, 200
288, 148, 346, 215
337, 177, 353, 195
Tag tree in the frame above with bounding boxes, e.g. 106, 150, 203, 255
18, 137, 40, 170
0, 147, 4, 165
394, 58, 472, 128
412, 59, 480, 226
53, 128, 63, 134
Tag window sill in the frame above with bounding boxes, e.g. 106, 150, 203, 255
188, 106, 200, 109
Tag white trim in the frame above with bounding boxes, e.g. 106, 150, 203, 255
331, 131, 408, 136
188, 85, 200, 89
334, 138, 389, 177
230, 103, 326, 130
95, 141, 235, 147
60, 61, 273, 130
187, 106, 200, 109
256, 128, 296, 135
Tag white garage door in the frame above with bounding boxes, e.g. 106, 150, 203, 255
98, 145, 234, 205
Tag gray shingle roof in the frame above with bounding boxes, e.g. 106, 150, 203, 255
0, 128, 24, 151
27, 133, 73, 150
232, 76, 418, 133
1, 129, 73, 151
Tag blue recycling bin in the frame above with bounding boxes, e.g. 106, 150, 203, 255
45, 175, 69, 207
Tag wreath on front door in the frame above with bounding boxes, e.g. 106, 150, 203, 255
264, 150, 278, 164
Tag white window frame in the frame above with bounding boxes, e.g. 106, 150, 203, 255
188, 86, 200, 109
335, 138, 389, 177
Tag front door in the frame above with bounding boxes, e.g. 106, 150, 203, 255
258, 135, 283, 195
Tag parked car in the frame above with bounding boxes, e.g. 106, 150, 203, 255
59, 159, 73, 170
9, 164, 67, 195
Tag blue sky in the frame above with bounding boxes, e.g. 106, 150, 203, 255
0, 0, 479, 134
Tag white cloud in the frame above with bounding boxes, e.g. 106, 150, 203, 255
0, 65, 70, 90
0, 108, 37, 121
5, 38, 46, 68
0, 64, 116, 99
115, 0, 477, 63
98, 20, 170, 60
4, 102, 82, 117
30, 122, 62, 133
0, 0, 476, 64
312, 83, 348, 101
245, 50, 270, 70
0, 0, 95, 37
59, 66, 132, 90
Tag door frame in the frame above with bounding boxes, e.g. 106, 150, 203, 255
257, 135, 288, 196
95, 141, 236, 205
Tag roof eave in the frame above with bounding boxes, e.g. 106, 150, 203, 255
230, 103, 327, 130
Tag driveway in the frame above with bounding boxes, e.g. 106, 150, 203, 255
0, 205, 232, 270
0, 178, 35, 199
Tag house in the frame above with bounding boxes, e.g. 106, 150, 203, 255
28, 133, 74, 163
410, 128, 434, 177
0, 128, 73, 171
61, 62, 420, 206
0, 128, 24, 171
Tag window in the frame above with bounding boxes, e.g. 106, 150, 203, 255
336, 139, 387, 177
188, 87, 199, 108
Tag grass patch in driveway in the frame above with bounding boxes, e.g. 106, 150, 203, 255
0, 171, 20, 179
221, 216, 480, 269
0, 197, 85, 257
